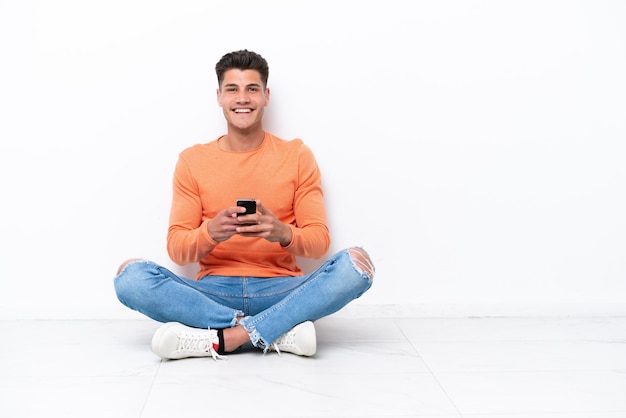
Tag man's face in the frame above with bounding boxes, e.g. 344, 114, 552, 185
217, 69, 270, 132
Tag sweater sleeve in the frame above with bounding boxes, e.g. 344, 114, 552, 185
166, 154, 218, 266
282, 143, 331, 259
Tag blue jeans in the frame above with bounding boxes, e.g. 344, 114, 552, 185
114, 248, 373, 349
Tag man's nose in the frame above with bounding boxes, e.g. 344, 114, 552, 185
236, 91, 250, 102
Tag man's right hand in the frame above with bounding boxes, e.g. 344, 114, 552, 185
207, 206, 250, 242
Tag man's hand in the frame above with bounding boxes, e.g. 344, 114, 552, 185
236, 200, 293, 247
207, 206, 248, 242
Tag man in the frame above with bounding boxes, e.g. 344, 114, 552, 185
114, 50, 374, 360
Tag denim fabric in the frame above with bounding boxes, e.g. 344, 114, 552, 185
114, 248, 373, 349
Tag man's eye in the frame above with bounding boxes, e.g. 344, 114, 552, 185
248, 87, 258, 92
226, 88, 237, 92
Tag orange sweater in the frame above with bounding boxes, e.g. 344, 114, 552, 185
167, 132, 331, 280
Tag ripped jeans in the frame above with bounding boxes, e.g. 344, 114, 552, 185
114, 248, 374, 350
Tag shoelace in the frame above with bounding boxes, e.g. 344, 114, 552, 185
270, 330, 297, 356
178, 330, 227, 361
270, 342, 282, 356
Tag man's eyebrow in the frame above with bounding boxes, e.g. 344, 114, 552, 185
223, 82, 263, 88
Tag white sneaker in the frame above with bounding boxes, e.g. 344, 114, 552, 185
270, 321, 316, 357
151, 322, 226, 360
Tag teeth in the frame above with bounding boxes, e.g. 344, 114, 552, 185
234, 109, 251, 113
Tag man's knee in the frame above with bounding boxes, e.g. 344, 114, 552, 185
347, 247, 375, 280
116, 258, 143, 276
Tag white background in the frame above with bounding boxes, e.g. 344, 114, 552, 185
1, 0, 624, 319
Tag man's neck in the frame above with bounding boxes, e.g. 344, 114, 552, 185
220, 129, 266, 152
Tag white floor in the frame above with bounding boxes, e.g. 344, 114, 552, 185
1, 316, 625, 417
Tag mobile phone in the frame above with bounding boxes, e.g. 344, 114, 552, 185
236, 199, 256, 216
